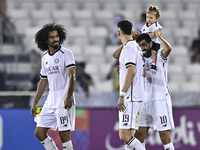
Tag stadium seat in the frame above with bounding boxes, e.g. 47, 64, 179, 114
115, 10, 135, 22
186, 2, 200, 11
94, 10, 114, 27
168, 64, 184, 74
8, 10, 30, 20
182, 20, 200, 29
177, 10, 198, 21
95, 80, 113, 92
99, 63, 112, 80
168, 82, 181, 93
122, 2, 143, 12
181, 82, 200, 93
1, 44, 20, 55
18, 54, 30, 62
52, 10, 72, 21
58, 1, 80, 10
66, 45, 83, 58
160, 10, 177, 21
81, 1, 100, 11
39, 1, 58, 10
83, 45, 104, 57
102, 2, 122, 12
85, 63, 99, 75
164, 2, 184, 11
88, 27, 108, 45
20, 1, 37, 10
170, 45, 188, 56
30, 10, 52, 26
0, 55, 15, 63
185, 64, 200, 75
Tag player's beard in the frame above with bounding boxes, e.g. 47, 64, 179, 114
143, 45, 151, 57
50, 41, 60, 49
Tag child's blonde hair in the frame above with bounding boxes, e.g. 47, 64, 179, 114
147, 5, 161, 19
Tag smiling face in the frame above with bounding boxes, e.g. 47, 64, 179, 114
46, 30, 60, 50
146, 11, 159, 26
137, 39, 152, 57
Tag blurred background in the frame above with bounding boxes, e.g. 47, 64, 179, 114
0, 0, 200, 150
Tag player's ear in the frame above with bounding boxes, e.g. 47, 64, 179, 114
150, 41, 153, 48
117, 29, 120, 37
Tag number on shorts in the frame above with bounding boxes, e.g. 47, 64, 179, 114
122, 115, 129, 122
60, 116, 68, 124
160, 116, 167, 124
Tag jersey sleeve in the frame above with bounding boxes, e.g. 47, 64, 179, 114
65, 50, 76, 69
124, 45, 137, 68
40, 56, 47, 79
155, 22, 162, 30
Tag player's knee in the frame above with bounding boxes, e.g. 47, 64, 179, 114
119, 130, 129, 143
35, 128, 46, 141
135, 131, 145, 143
159, 132, 171, 144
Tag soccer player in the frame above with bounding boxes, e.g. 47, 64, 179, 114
117, 20, 146, 150
30, 23, 76, 150
140, 5, 162, 71
135, 31, 175, 150
113, 29, 175, 150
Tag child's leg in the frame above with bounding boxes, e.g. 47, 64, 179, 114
151, 49, 157, 64
151, 50, 157, 71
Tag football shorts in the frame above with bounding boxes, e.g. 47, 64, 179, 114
139, 98, 175, 131
119, 101, 142, 130
36, 105, 76, 131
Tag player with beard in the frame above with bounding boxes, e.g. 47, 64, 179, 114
30, 23, 76, 150
113, 30, 175, 150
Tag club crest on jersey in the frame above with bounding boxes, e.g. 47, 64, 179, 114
149, 27, 153, 32
54, 58, 59, 63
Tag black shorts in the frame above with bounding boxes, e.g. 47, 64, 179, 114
152, 42, 160, 52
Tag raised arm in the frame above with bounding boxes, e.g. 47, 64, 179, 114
113, 44, 123, 59
155, 29, 172, 58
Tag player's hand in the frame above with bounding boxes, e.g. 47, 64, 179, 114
155, 29, 162, 37
116, 65, 119, 74
132, 31, 140, 39
118, 96, 126, 112
149, 32, 155, 38
64, 98, 73, 110
30, 104, 37, 116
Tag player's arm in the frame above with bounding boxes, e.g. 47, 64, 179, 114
155, 29, 171, 58
30, 78, 48, 116
64, 67, 76, 110
113, 31, 140, 59
118, 66, 135, 112
122, 66, 135, 93
113, 44, 123, 59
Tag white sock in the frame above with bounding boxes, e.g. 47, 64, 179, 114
163, 141, 175, 150
41, 136, 58, 150
62, 140, 73, 150
126, 136, 146, 150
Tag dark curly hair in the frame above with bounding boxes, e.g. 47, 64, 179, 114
35, 23, 66, 51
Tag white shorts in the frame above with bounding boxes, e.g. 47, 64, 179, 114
139, 98, 175, 131
119, 101, 142, 130
36, 105, 76, 131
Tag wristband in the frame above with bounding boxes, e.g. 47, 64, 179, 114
34, 101, 38, 104
120, 91, 126, 96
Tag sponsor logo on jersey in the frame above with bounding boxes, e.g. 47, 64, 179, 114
46, 65, 60, 75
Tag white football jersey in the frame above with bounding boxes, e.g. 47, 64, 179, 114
40, 46, 76, 108
144, 49, 170, 101
140, 22, 162, 44
119, 40, 145, 102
